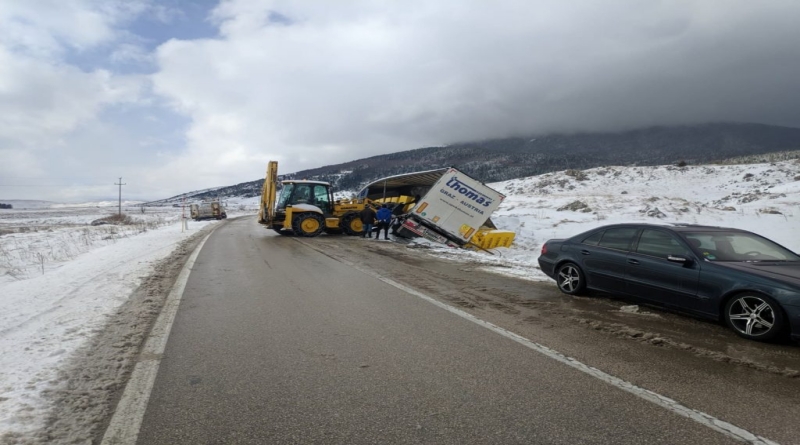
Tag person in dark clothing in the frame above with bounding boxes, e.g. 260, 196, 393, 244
360, 204, 377, 238
376, 204, 393, 240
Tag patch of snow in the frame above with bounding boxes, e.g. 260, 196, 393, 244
620, 305, 640, 314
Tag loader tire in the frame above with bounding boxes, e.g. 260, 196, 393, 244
292, 213, 325, 237
273, 227, 291, 236
340, 212, 363, 236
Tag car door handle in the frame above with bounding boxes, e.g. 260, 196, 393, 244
627, 259, 639, 265
581, 250, 590, 255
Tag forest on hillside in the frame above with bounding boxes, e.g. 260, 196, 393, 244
150, 122, 800, 203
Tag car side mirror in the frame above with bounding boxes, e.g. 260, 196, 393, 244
667, 254, 693, 266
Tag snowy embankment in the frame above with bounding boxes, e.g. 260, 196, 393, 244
0, 205, 254, 442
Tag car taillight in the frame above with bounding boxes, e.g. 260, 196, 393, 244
541, 244, 548, 255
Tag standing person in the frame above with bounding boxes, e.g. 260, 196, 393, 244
360, 204, 377, 238
376, 204, 393, 240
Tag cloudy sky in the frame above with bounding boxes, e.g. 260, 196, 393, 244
2, 0, 800, 202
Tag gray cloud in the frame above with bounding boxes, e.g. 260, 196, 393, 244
149, 0, 800, 186
4, 0, 800, 201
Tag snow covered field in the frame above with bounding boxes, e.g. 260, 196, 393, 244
0, 206, 178, 284
1, 160, 800, 442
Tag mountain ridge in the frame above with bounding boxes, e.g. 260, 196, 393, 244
146, 122, 800, 205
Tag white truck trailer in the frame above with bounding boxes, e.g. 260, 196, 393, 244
396, 168, 505, 246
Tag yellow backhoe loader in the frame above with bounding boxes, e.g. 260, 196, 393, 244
258, 161, 374, 237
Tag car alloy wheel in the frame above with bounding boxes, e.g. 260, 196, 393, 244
725, 294, 784, 341
556, 263, 585, 296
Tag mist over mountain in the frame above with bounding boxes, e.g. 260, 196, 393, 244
148, 122, 800, 204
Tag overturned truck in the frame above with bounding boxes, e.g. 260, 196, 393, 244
358, 167, 514, 249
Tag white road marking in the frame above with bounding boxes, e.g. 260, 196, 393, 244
100, 233, 212, 445
310, 243, 779, 445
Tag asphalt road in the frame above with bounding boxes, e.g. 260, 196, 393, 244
135, 218, 794, 444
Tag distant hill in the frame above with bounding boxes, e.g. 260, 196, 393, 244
0, 200, 60, 210
147, 122, 800, 204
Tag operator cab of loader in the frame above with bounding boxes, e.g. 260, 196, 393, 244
277, 181, 333, 215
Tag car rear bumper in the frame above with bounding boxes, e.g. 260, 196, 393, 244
537, 257, 556, 279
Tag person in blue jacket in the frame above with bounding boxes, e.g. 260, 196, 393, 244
376, 204, 393, 240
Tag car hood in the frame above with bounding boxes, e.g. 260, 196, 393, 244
714, 261, 800, 285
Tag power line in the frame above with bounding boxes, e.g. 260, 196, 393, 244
0, 184, 91, 187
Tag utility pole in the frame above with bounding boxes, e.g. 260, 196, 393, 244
182, 196, 187, 232
115, 178, 126, 216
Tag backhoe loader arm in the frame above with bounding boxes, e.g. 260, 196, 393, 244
258, 161, 279, 225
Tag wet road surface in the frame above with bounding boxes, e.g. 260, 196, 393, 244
136, 218, 800, 444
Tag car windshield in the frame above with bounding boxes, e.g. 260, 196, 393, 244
683, 231, 800, 262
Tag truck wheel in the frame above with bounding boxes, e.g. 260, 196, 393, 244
340, 212, 364, 236
292, 213, 325, 237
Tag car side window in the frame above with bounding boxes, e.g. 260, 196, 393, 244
581, 231, 603, 246
597, 228, 637, 251
636, 229, 690, 258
